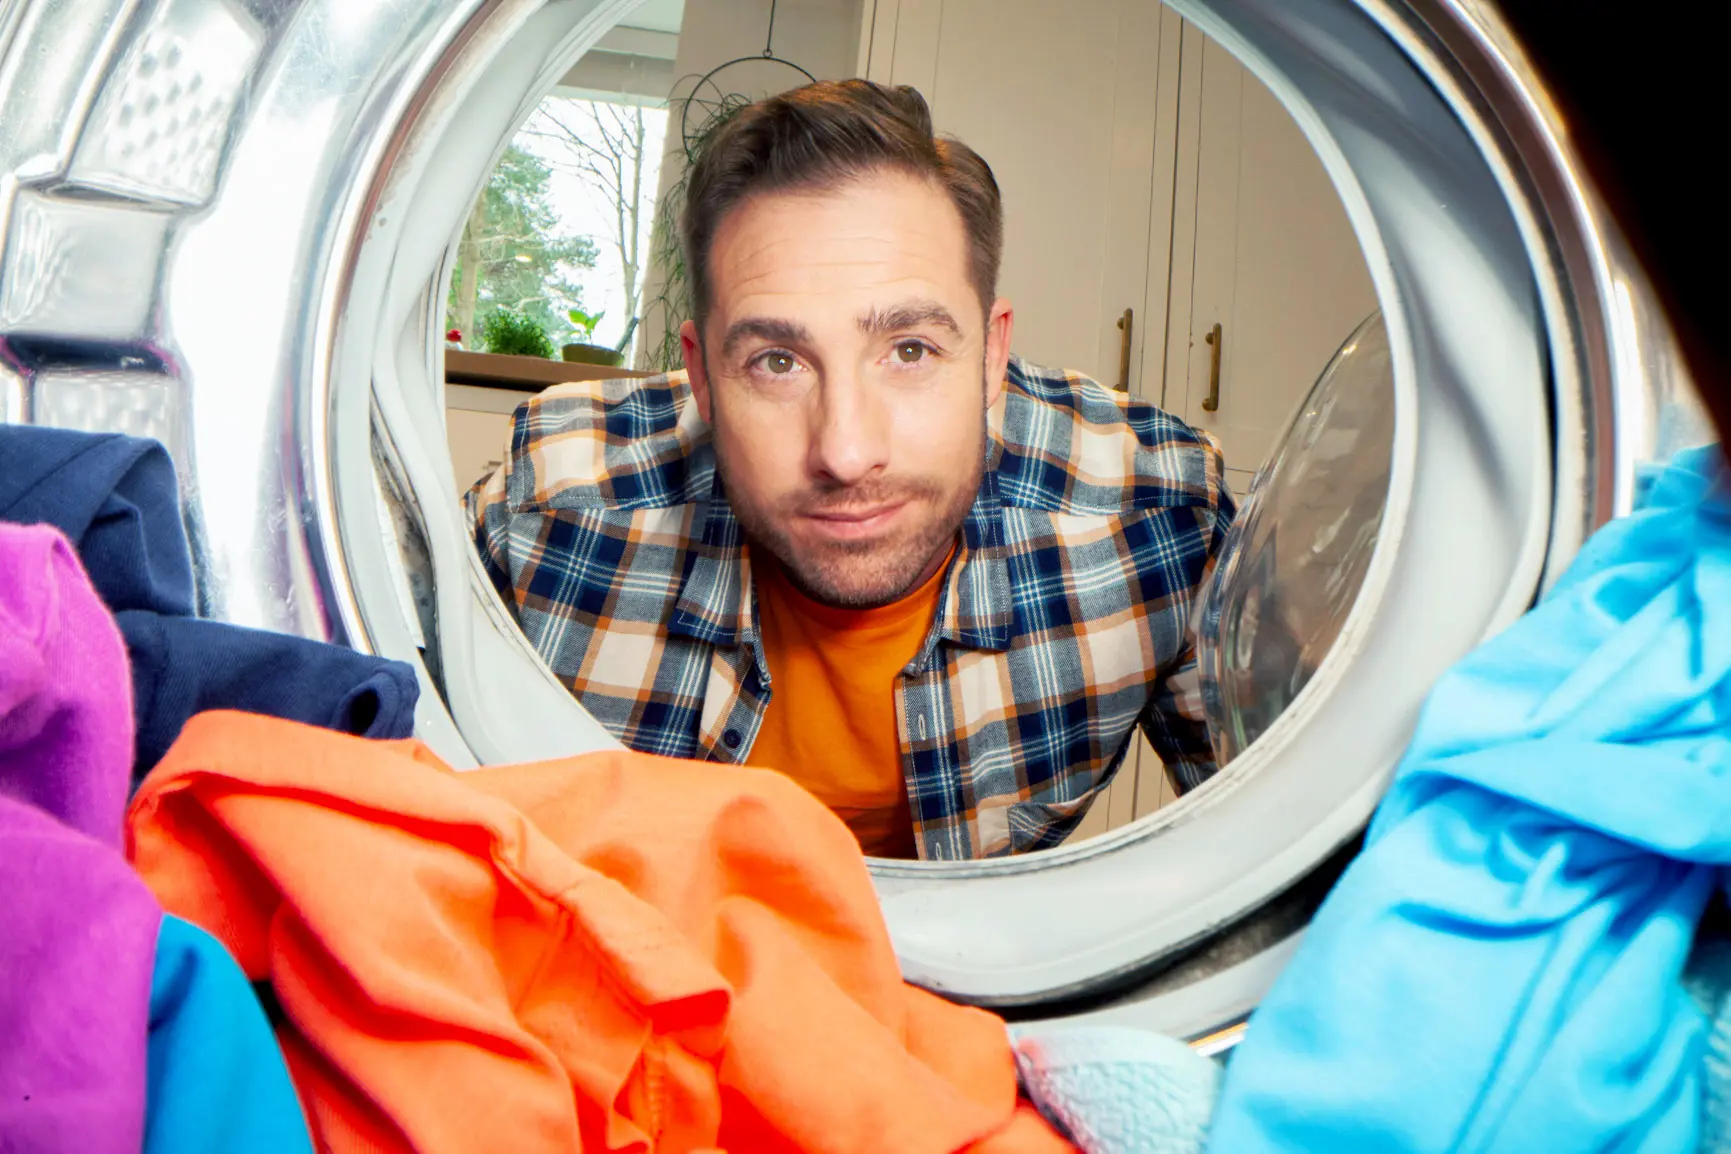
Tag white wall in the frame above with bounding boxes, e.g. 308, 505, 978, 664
556, 27, 680, 105
667, 0, 861, 104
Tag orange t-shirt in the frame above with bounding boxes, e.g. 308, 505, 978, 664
747, 549, 954, 859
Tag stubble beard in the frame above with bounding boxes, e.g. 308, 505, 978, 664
717, 419, 986, 611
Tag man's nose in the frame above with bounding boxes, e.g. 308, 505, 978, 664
808, 368, 890, 486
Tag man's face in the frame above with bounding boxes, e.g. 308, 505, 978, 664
682, 169, 1013, 609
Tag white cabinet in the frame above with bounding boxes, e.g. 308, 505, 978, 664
855, 0, 1170, 392
859, 0, 1375, 472
858, 0, 1178, 393
858, 0, 1379, 838
1163, 29, 1378, 489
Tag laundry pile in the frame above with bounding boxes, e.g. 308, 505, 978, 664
0, 521, 312, 1154
21, 419, 1727, 1153
1, 424, 1224, 1152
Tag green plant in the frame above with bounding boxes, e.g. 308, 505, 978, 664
445, 144, 597, 347
480, 308, 557, 359
566, 307, 605, 344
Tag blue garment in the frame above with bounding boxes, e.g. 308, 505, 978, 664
1207, 446, 1731, 1153
0, 426, 420, 779
0, 426, 195, 616
118, 611, 420, 778
145, 914, 312, 1154
1012, 1026, 1218, 1154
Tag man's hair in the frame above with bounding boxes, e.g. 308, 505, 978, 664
681, 79, 1003, 335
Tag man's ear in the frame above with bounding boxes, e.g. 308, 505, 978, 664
983, 298, 1014, 407
680, 319, 712, 423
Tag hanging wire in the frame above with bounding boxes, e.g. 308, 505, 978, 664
679, 0, 815, 148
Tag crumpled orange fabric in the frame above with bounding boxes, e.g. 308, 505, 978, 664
124, 712, 1074, 1154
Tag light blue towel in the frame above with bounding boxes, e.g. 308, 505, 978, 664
144, 914, 313, 1154
1012, 1026, 1219, 1153
1206, 445, 1731, 1153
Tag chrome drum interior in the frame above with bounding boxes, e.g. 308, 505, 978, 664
0, 0, 1712, 1046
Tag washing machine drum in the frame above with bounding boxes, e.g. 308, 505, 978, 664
0, 0, 1712, 1048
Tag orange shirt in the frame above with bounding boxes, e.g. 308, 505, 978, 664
747, 549, 954, 859
126, 712, 1075, 1154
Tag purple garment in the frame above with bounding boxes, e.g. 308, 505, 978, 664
0, 522, 160, 1153
0, 524, 133, 845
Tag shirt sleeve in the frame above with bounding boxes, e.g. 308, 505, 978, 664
1139, 433, 1236, 792
463, 456, 520, 618
1139, 644, 1217, 792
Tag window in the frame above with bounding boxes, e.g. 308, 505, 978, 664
447, 95, 668, 365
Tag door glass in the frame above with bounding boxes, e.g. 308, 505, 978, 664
1195, 311, 1395, 764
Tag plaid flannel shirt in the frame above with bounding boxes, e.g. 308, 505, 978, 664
466, 354, 1235, 859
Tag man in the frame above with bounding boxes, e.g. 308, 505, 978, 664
468, 80, 1234, 861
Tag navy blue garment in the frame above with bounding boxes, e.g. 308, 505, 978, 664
145, 914, 313, 1154
0, 426, 420, 779
0, 426, 195, 616
119, 612, 420, 776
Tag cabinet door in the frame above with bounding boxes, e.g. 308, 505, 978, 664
1163, 27, 1378, 483
1128, 21, 1378, 821
861, 0, 1172, 391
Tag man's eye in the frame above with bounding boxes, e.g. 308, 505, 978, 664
894, 341, 927, 364
761, 352, 796, 374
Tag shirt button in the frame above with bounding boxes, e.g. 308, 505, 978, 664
723, 729, 742, 749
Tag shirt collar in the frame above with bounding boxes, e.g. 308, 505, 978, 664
931, 434, 1013, 657
669, 462, 753, 648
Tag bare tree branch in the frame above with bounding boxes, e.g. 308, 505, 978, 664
528, 97, 656, 352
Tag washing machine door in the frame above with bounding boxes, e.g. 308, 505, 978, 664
0, 0, 1712, 1048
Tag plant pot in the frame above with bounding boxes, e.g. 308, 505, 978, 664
561, 343, 624, 367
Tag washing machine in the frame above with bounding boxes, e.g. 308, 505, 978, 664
0, 0, 1714, 1056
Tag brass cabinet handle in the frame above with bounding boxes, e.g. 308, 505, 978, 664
1115, 307, 1134, 391
1202, 322, 1223, 412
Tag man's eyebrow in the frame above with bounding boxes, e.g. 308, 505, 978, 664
720, 317, 814, 357
859, 301, 962, 337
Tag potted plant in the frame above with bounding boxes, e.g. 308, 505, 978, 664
562, 308, 624, 367
479, 309, 556, 359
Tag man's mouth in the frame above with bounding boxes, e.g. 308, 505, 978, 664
801, 500, 909, 540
